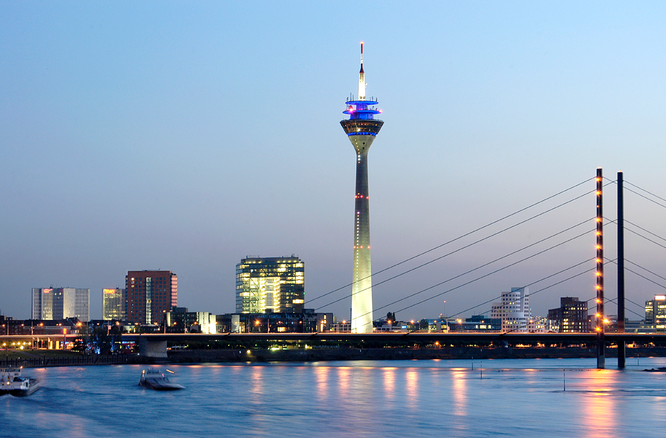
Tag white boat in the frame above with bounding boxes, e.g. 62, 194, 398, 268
138, 368, 184, 391
0, 368, 19, 396
1, 368, 41, 397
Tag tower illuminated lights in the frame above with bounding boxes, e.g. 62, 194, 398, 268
340, 42, 384, 333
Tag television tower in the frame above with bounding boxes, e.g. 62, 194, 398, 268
340, 42, 384, 333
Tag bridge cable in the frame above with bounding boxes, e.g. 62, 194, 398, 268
361, 230, 594, 327
625, 180, 666, 206
624, 219, 666, 244
317, 216, 593, 315
445, 258, 596, 321
623, 225, 666, 252
308, 177, 595, 304
314, 197, 595, 317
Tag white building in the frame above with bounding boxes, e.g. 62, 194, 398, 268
32, 287, 90, 321
491, 287, 532, 332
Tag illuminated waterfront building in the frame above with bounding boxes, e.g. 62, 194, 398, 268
125, 270, 177, 324
102, 288, 126, 321
166, 307, 217, 334
491, 287, 532, 332
31, 287, 90, 322
547, 297, 589, 333
645, 295, 666, 331
340, 43, 384, 333
236, 256, 305, 314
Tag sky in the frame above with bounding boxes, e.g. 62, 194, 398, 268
2, 1, 666, 322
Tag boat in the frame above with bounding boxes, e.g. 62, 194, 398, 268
138, 368, 184, 390
0, 368, 19, 396
1, 368, 41, 397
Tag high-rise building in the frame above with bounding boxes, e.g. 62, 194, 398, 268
103, 288, 126, 321
31, 287, 90, 321
236, 256, 305, 314
340, 43, 384, 333
491, 287, 532, 332
645, 295, 666, 330
125, 270, 177, 324
547, 297, 589, 333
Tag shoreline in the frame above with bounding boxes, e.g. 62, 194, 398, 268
5, 346, 666, 368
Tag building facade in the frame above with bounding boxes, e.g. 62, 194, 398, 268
236, 257, 305, 314
219, 310, 332, 333
103, 288, 126, 321
547, 296, 589, 333
126, 271, 177, 324
645, 295, 666, 331
166, 307, 217, 334
31, 287, 90, 321
491, 287, 532, 332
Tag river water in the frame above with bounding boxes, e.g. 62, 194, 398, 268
3, 357, 666, 437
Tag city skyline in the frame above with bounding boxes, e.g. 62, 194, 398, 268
2, 2, 666, 321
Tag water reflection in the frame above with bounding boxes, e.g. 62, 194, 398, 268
383, 367, 396, 403
451, 369, 468, 433
7, 359, 666, 437
581, 370, 617, 437
249, 365, 265, 400
405, 368, 419, 411
314, 366, 329, 404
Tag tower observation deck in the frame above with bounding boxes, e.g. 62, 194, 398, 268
340, 42, 384, 333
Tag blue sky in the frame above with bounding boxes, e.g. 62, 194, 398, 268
2, 1, 666, 321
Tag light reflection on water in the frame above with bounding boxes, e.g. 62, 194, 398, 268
2, 358, 666, 437
582, 370, 618, 438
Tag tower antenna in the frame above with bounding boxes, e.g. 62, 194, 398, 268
358, 42, 366, 100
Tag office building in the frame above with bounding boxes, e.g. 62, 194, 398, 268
236, 256, 305, 314
166, 307, 217, 334
491, 287, 532, 332
31, 287, 90, 322
126, 270, 177, 324
219, 309, 332, 333
340, 43, 384, 333
645, 295, 666, 331
103, 288, 126, 321
547, 297, 589, 333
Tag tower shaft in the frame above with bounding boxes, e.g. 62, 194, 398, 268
352, 150, 372, 333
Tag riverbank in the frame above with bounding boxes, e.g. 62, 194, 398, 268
166, 346, 666, 363
5, 345, 666, 368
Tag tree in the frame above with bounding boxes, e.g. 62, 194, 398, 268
419, 319, 429, 330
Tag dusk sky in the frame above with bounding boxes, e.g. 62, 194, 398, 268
2, 1, 666, 322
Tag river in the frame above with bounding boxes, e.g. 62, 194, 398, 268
3, 357, 666, 437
